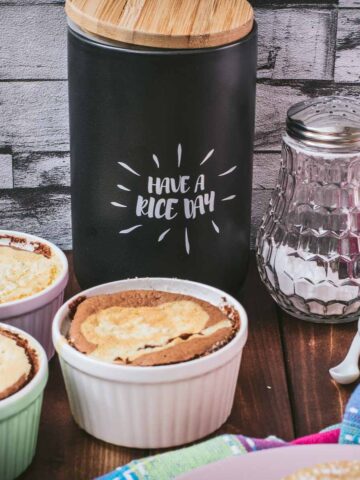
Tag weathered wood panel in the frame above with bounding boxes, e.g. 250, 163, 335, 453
339, 0, 360, 6
0, 81, 68, 152
335, 9, 360, 83
0, 187, 71, 248
0, 5, 66, 80
0, 154, 13, 189
253, 1, 337, 4
257, 8, 336, 80
251, 189, 271, 246
255, 84, 308, 150
253, 151, 280, 189
13, 152, 70, 187
0, 5, 336, 81
0, 1, 63, 4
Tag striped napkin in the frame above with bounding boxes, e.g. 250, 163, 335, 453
96, 384, 360, 480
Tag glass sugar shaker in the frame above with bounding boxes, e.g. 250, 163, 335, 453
256, 96, 360, 323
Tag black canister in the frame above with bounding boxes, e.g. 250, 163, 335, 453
66, 0, 257, 293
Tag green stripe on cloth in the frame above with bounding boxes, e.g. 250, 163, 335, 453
115, 435, 246, 480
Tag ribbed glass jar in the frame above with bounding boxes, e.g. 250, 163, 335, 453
256, 97, 360, 323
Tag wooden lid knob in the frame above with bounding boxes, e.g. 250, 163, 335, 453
65, 0, 254, 49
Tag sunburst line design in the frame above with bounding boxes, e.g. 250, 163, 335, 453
113, 144, 238, 255
221, 195, 236, 202
212, 220, 220, 233
118, 162, 140, 176
218, 166, 237, 177
158, 228, 171, 242
185, 227, 190, 254
200, 149, 214, 166
119, 225, 143, 234
117, 184, 131, 192
177, 144, 182, 168
152, 154, 160, 168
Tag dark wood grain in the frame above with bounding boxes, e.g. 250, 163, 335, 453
228, 255, 295, 440
280, 311, 359, 437
20, 252, 294, 480
19, 252, 359, 479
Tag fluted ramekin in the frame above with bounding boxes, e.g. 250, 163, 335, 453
0, 323, 48, 480
53, 277, 248, 448
0, 230, 68, 359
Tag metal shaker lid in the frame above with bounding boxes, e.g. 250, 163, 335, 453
65, 0, 254, 50
286, 96, 360, 151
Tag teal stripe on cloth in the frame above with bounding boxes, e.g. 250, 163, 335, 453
340, 385, 360, 445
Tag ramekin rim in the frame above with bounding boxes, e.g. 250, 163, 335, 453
53, 277, 248, 375
0, 322, 48, 412
0, 229, 69, 311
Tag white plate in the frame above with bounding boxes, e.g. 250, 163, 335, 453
177, 444, 360, 480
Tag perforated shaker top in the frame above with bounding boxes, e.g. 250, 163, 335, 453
286, 96, 360, 151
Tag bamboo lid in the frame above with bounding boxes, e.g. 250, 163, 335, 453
65, 0, 254, 49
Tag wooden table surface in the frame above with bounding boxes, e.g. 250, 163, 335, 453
20, 252, 359, 480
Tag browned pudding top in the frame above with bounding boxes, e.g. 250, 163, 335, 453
0, 234, 62, 305
68, 290, 240, 366
283, 461, 360, 480
0, 328, 38, 400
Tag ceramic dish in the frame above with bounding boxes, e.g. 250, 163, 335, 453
52, 277, 248, 448
0, 323, 48, 480
0, 230, 68, 359
177, 444, 360, 480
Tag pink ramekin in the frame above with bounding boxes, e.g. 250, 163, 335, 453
53, 277, 248, 448
0, 230, 68, 359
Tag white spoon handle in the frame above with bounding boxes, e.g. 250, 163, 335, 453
341, 332, 360, 364
329, 319, 360, 384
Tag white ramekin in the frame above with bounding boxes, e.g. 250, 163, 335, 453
0, 323, 48, 480
53, 277, 248, 448
0, 230, 68, 359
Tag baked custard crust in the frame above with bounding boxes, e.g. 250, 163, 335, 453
0, 328, 38, 400
0, 234, 61, 304
69, 290, 240, 366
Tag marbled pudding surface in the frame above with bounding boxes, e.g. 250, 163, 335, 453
68, 290, 240, 366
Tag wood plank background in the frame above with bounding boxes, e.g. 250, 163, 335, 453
0, 0, 359, 248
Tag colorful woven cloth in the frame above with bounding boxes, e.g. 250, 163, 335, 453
96, 385, 360, 480
340, 384, 360, 445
